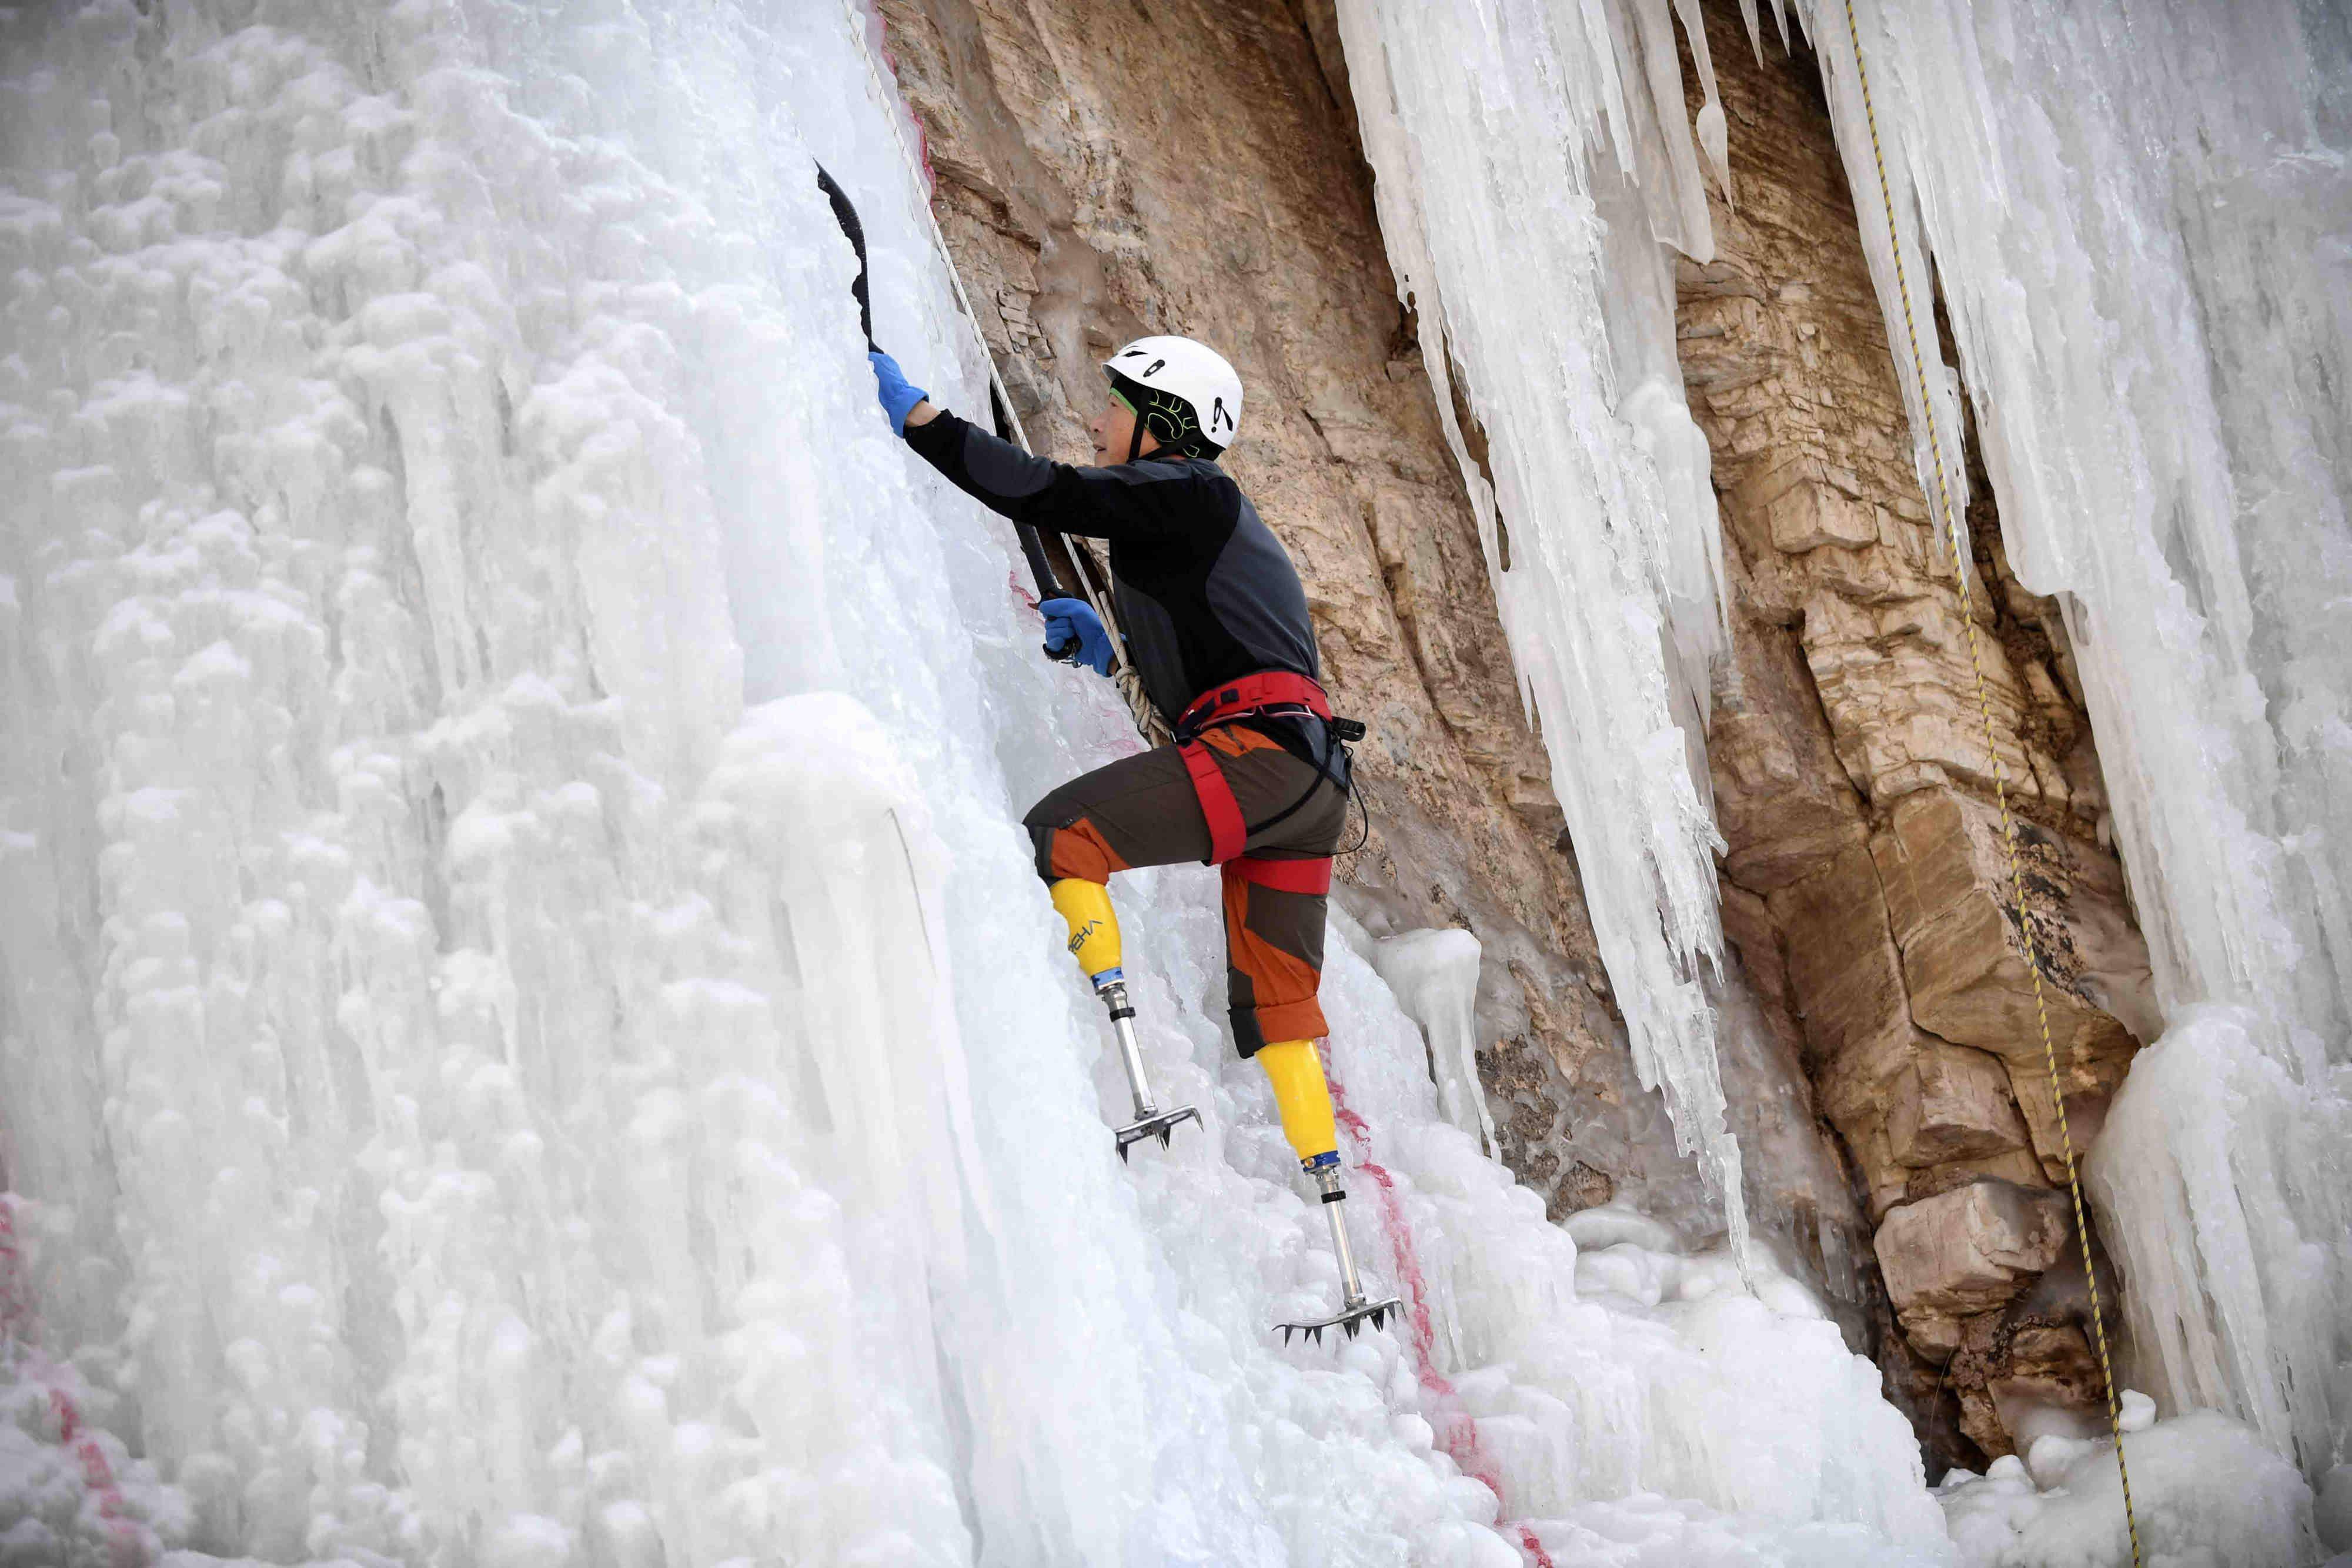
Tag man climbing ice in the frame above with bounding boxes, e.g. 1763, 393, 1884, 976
870, 333, 1396, 1341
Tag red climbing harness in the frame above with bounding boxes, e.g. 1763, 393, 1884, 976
1173, 671, 1339, 868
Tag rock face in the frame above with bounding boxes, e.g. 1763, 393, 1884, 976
1674, 1, 2154, 1466
1876, 1179, 2072, 1320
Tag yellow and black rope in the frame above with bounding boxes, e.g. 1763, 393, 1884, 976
1837, 2, 2143, 1559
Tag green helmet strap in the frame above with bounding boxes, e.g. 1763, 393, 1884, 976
1108, 369, 1204, 460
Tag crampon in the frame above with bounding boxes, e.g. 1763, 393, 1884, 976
1114, 1104, 1202, 1161
1277, 1290, 1404, 1346
1275, 1154, 1398, 1345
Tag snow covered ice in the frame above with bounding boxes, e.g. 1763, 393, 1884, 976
0, 1, 2340, 1566
1937, 1400, 2321, 1568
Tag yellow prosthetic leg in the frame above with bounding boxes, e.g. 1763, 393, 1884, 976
1255, 1039, 1338, 1167
1261, 1038, 1401, 1346
1048, 878, 1200, 1158
1049, 877, 1124, 985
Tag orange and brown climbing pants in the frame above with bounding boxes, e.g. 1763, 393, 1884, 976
1023, 722, 1347, 1055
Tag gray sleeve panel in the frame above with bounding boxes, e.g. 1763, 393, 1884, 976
1204, 498, 1321, 683
1110, 577, 1194, 727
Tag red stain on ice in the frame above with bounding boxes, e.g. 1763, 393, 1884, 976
1, 1202, 148, 1568
1324, 1062, 1557, 1568
864, 3, 938, 195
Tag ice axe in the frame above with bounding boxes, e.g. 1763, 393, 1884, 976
815, 164, 877, 351
815, 162, 1081, 656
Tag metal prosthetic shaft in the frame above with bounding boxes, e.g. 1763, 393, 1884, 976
1317, 1164, 1368, 1303
1096, 980, 1200, 1160
1102, 982, 1153, 1118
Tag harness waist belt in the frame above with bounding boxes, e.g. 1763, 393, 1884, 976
1175, 670, 1333, 742
1175, 670, 1338, 865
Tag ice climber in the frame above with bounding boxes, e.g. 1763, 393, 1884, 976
869, 333, 1398, 1340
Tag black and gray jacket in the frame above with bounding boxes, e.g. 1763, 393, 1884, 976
904, 409, 1332, 755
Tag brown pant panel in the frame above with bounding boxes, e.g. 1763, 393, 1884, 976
1024, 744, 1211, 881
1022, 734, 1345, 878
1023, 733, 1345, 1056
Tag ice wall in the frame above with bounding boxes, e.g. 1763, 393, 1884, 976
1792, 0, 2352, 1482
0, 1, 1956, 1563
1328, 0, 1750, 1255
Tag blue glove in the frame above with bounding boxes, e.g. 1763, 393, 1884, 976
1039, 597, 1114, 677
868, 349, 928, 435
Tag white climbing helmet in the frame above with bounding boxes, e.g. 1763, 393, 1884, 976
1101, 335, 1244, 455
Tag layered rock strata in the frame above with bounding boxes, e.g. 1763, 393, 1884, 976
1675, 1, 2156, 1465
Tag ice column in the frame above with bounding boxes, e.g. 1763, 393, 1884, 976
1799, 0, 2352, 1479
1370, 930, 1496, 1158
1329, 0, 1748, 1251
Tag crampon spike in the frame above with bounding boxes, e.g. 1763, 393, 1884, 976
1275, 1291, 1403, 1349
1112, 1103, 1201, 1159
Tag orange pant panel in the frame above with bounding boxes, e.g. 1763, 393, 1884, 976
1045, 818, 1131, 884
1221, 869, 1329, 1051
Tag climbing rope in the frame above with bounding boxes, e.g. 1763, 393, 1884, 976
1836, 4, 2141, 1559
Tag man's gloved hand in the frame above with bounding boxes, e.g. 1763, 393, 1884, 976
1039, 597, 1115, 677
868, 349, 928, 435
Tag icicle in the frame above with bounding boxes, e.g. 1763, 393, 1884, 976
1670, 0, 1735, 206
1331, 0, 1749, 1264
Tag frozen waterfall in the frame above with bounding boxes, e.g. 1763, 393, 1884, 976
0, 1, 1946, 1564
0, 0, 2339, 1564
1330, 0, 1751, 1266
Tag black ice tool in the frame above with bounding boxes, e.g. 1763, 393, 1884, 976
815, 163, 877, 351
816, 162, 1078, 620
